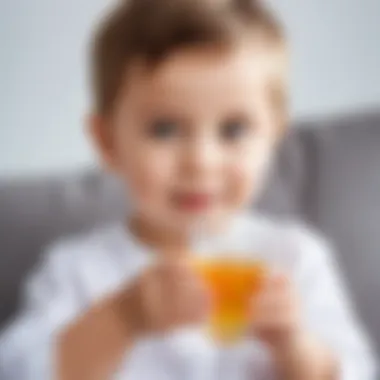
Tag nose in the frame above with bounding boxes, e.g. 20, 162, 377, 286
181, 136, 223, 179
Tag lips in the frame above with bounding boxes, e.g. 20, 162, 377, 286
173, 192, 214, 212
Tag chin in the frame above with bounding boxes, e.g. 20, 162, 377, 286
169, 208, 230, 231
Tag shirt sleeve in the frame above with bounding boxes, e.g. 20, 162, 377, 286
0, 242, 82, 380
290, 224, 378, 380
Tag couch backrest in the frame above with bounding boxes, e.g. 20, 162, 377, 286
1, 110, 380, 350
289, 111, 380, 351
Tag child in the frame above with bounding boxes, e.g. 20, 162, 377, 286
0, 0, 377, 379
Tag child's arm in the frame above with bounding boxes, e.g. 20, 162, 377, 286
248, 225, 377, 380
274, 226, 377, 380
0, 242, 134, 380
0, 242, 207, 380
58, 292, 135, 380
249, 272, 338, 380
293, 226, 377, 379
271, 329, 338, 380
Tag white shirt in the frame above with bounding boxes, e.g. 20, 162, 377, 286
0, 213, 377, 379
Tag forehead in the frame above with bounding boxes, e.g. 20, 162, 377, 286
119, 43, 275, 112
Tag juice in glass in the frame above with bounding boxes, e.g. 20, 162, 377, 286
194, 257, 267, 344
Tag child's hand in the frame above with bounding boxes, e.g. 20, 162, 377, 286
249, 273, 337, 379
249, 272, 302, 350
120, 259, 210, 339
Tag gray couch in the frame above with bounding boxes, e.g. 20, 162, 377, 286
1, 110, 380, 354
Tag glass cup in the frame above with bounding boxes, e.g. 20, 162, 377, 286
189, 218, 269, 344
193, 256, 267, 344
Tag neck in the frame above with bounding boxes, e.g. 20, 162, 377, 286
127, 212, 238, 258
128, 215, 192, 256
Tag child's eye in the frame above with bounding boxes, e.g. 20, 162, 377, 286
148, 119, 179, 139
220, 118, 250, 142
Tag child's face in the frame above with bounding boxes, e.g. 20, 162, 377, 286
93, 44, 280, 234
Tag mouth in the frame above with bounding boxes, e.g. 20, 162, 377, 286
172, 192, 216, 213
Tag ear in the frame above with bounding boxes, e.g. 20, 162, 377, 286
86, 113, 118, 172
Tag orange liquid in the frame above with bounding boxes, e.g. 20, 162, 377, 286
194, 258, 267, 343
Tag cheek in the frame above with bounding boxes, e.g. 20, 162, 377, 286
228, 139, 274, 205
115, 138, 177, 205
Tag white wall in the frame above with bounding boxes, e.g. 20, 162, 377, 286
270, 0, 380, 115
1, 0, 380, 176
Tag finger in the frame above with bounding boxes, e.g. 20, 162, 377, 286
256, 288, 294, 311
140, 268, 167, 331
255, 272, 295, 305
174, 274, 211, 323
252, 305, 292, 332
189, 279, 212, 321
254, 303, 298, 324
252, 289, 291, 318
249, 308, 299, 338
262, 272, 290, 292
250, 293, 299, 337
159, 258, 190, 280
